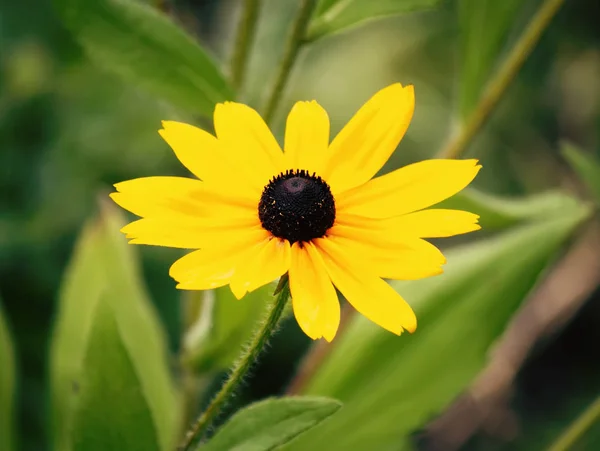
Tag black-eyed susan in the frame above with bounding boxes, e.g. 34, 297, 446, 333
110, 83, 481, 342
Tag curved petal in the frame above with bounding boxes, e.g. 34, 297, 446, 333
159, 121, 261, 196
326, 230, 444, 280
122, 217, 263, 250
289, 242, 340, 342
337, 159, 481, 218
315, 236, 417, 334
214, 102, 286, 187
111, 176, 256, 219
320, 83, 415, 194
284, 101, 330, 174
170, 227, 270, 289
229, 237, 291, 299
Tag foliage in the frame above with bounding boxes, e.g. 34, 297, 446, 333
0, 299, 16, 451
49, 203, 178, 451
308, 0, 443, 40
54, 0, 233, 117
2, 0, 599, 450
202, 397, 342, 451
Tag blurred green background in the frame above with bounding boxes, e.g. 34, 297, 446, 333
1, 0, 600, 450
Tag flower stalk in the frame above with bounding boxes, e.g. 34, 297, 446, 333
261, 0, 318, 124
230, 0, 263, 91
178, 282, 291, 451
438, 0, 566, 159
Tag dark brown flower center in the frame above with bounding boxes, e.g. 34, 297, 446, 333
258, 169, 335, 244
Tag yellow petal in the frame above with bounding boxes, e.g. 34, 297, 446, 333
159, 121, 260, 195
320, 84, 415, 194
315, 237, 417, 334
229, 237, 291, 299
284, 101, 330, 174
326, 229, 444, 280
170, 227, 270, 289
380, 209, 481, 238
337, 159, 481, 218
289, 242, 340, 341
110, 176, 204, 218
122, 217, 262, 250
214, 102, 286, 187
111, 176, 256, 219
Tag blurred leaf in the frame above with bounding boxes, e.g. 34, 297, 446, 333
562, 142, 600, 204
55, 0, 233, 117
50, 201, 178, 451
307, 0, 442, 41
0, 299, 16, 451
183, 285, 272, 372
203, 396, 342, 451
459, 0, 525, 118
285, 202, 590, 451
439, 188, 582, 230
71, 300, 160, 451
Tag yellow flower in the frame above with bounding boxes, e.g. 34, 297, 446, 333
110, 83, 481, 342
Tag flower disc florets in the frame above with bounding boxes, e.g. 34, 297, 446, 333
258, 169, 336, 244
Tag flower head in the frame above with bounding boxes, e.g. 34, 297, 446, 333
110, 83, 481, 342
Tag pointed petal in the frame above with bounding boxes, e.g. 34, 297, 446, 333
289, 242, 340, 341
381, 209, 481, 238
284, 101, 330, 174
315, 237, 417, 334
337, 159, 481, 218
159, 121, 260, 195
214, 102, 286, 187
229, 237, 291, 299
320, 84, 415, 193
326, 229, 444, 280
110, 176, 205, 218
122, 218, 262, 250
170, 228, 270, 289
111, 176, 256, 219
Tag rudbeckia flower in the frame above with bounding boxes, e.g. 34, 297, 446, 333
110, 83, 481, 342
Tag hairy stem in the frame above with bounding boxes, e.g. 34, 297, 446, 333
261, 0, 317, 124
230, 0, 262, 91
178, 282, 290, 451
438, 0, 566, 159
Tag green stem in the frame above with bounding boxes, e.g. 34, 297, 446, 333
178, 282, 291, 451
438, 0, 566, 159
547, 395, 600, 451
261, 0, 318, 124
230, 0, 263, 91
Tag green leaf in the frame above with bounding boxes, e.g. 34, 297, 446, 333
438, 188, 582, 230
71, 300, 161, 451
308, 0, 443, 41
459, 0, 525, 118
562, 141, 600, 204
285, 203, 590, 451
515, 393, 600, 450
55, 0, 233, 117
0, 299, 16, 451
203, 397, 342, 451
183, 284, 272, 372
50, 201, 178, 451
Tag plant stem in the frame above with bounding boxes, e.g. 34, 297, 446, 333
230, 0, 262, 91
438, 0, 566, 159
547, 395, 600, 451
261, 0, 317, 124
178, 282, 291, 451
